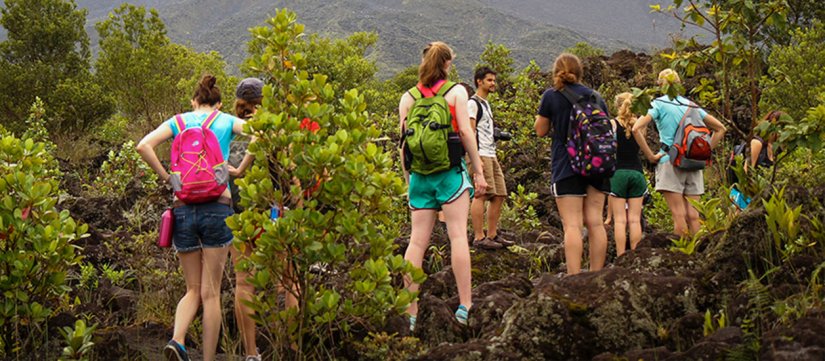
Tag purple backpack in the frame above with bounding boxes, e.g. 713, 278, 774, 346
560, 88, 617, 178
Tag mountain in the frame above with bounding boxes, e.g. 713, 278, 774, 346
14, 1, 691, 77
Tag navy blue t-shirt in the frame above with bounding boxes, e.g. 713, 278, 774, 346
537, 83, 610, 183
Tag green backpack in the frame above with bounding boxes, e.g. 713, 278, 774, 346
404, 80, 464, 175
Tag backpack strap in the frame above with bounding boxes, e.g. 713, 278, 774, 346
201, 110, 220, 129
434, 80, 455, 97
559, 87, 583, 106
470, 96, 484, 122
408, 87, 423, 101
173, 114, 186, 134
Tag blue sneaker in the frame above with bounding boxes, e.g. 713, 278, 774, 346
409, 315, 416, 332
164, 340, 189, 361
455, 305, 469, 325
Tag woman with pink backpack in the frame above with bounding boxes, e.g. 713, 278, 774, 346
137, 75, 252, 361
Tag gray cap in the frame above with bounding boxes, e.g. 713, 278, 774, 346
235, 77, 264, 101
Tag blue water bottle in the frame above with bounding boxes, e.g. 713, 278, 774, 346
270, 204, 280, 221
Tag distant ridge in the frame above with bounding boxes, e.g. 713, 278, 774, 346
22, 1, 688, 77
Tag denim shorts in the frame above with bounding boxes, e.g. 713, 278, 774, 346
173, 202, 234, 253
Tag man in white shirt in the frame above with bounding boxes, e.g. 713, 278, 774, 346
468, 67, 513, 250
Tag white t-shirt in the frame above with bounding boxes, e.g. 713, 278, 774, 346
468, 95, 496, 157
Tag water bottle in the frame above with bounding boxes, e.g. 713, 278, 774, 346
158, 208, 174, 248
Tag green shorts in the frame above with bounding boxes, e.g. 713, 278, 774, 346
409, 165, 474, 210
609, 169, 647, 198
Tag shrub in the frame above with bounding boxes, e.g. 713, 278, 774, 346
0, 131, 87, 356
500, 184, 542, 231
230, 10, 423, 359
88, 140, 158, 198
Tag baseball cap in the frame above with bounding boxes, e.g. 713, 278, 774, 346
235, 77, 264, 101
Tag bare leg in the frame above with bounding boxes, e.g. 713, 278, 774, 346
200, 247, 229, 361
627, 197, 644, 250
584, 186, 607, 271
556, 196, 584, 275
486, 196, 505, 238
230, 245, 257, 357
172, 251, 203, 346
604, 196, 614, 226
442, 192, 473, 309
470, 197, 486, 241
685, 195, 702, 235
610, 195, 628, 257
662, 191, 689, 236
404, 209, 437, 316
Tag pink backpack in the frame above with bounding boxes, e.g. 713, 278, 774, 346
168, 110, 228, 204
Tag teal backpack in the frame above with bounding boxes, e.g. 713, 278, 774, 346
403, 80, 464, 175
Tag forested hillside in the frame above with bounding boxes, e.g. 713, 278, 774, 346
71, 0, 661, 76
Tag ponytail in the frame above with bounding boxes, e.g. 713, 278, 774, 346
614, 92, 636, 138
193, 74, 222, 106
419, 42, 454, 87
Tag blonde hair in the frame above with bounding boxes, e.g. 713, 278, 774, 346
657, 68, 682, 87
552, 53, 583, 90
419, 42, 454, 87
614, 92, 635, 138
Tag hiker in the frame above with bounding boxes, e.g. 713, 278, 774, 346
535, 53, 611, 275
137, 75, 248, 361
632, 69, 726, 237
228, 77, 263, 361
747, 110, 780, 170
399, 41, 487, 331
609, 92, 647, 256
468, 67, 514, 250
727, 110, 781, 186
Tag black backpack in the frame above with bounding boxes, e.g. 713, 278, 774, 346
727, 141, 749, 185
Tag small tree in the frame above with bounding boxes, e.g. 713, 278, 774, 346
761, 21, 825, 121
95, 4, 233, 131
651, 0, 788, 134
0, 112, 87, 356
231, 9, 422, 359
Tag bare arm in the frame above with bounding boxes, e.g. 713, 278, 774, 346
136, 123, 174, 182
535, 115, 551, 137
399, 92, 413, 184
702, 113, 726, 149
450, 87, 487, 196
632, 114, 663, 163
749, 138, 762, 169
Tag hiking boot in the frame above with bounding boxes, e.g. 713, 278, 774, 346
473, 237, 504, 250
163, 340, 189, 361
491, 234, 514, 247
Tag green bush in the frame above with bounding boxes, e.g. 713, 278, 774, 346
59, 319, 96, 361
761, 21, 825, 121
500, 184, 542, 231
0, 132, 87, 356
88, 140, 158, 198
230, 10, 423, 359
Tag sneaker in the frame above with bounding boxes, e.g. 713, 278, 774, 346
409, 315, 416, 332
491, 234, 515, 247
455, 305, 469, 325
163, 340, 189, 361
473, 237, 504, 250
244, 355, 262, 361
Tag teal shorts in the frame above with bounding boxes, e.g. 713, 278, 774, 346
409, 165, 474, 210
609, 169, 647, 199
